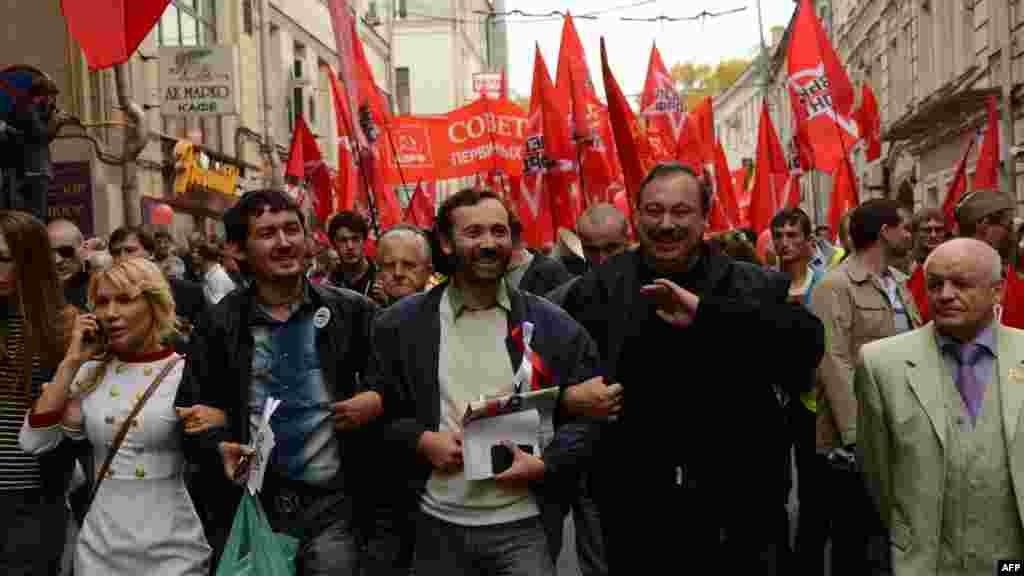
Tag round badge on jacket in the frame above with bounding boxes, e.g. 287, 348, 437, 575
313, 307, 331, 329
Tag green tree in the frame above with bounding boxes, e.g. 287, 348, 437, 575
671, 58, 753, 110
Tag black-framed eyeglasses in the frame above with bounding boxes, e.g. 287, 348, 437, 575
52, 246, 76, 260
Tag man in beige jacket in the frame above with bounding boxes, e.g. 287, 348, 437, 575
810, 198, 921, 575
857, 238, 1024, 575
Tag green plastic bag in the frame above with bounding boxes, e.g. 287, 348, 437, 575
216, 493, 300, 576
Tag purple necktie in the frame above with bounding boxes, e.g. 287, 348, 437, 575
949, 342, 986, 426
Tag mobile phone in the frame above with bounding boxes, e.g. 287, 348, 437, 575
84, 322, 108, 349
491, 444, 534, 475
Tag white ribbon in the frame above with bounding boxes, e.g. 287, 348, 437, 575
513, 322, 535, 395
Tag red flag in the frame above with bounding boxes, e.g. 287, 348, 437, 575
907, 265, 930, 324
693, 97, 715, 164
855, 83, 881, 161
749, 103, 790, 234
973, 96, 1001, 190
60, 0, 171, 70
515, 46, 565, 247
323, 64, 361, 213
406, 181, 435, 229
600, 38, 657, 206
326, 1, 363, 149
1003, 265, 1024, 329
556, 15, 598, 147
640, 43, 686, 160
612, 186, 634, 240
785, 174, 802, 210
285, 117, 334, 224
942, 136, 976, 225
787, 0, 859, 173
829, 157, 859, 241
676, 111, 705, 171
707, 141, 739, 232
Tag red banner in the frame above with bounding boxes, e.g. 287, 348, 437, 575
386, 98, 527, 184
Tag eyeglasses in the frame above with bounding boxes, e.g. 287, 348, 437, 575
52, 246, 76, 260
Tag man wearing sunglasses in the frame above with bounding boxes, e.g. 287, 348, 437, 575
47, 219, 89, 310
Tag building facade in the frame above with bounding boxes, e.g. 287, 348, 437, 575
392, 0, 498, 115
0, 0, 393, 238
772, 0, 1024, 221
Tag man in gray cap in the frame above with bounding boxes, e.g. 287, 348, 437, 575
955, 189, 1016, 264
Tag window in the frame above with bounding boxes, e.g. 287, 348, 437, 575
243, 0, 254, 35
309, 94, 316, 127
396, 67, 410, 115
157, 1, 216, 47
397, 0, 407, 19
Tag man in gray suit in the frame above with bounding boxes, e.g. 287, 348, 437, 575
857, 238, 1024, 575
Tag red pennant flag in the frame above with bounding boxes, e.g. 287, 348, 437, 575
556, 15, 598, 148
973, 96, 1001, 190
406, 181, 435, 229
829, 157, 859, 242
942, 136, 976, 226
787, 0, 860, 173
1003, 265, 1024, 329
707, 141, 740, 233
326, 0, 363, 149
60, 0, 171, 70
676, 111, 706, 172
284, 117, 334, 224
515, 46, 565, 247
323, 64, 361, 213
855, 83, 881, 161
784, 174, 802, 210
600, 38, 657, 206
749, 103, 790, 234
693, 97, 715, 164
640, 43, 686, 160
907, 265, 930, 324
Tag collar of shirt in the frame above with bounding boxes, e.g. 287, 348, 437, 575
249, 279, 315, 325
443, 278, 513, 321
507, 250, 535, 273
936, 320, 999, 358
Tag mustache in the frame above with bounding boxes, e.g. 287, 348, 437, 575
476, 247, 500, 260
648, 226, 686, 241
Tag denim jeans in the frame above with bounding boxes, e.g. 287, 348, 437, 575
0, 489, 67, 576
414, 512, 555, 576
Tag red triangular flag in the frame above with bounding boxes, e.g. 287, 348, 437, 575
600, 38, 656, 206
640, 42, 686, 160
284, 117, 333, 224
556, 15, 598, 148
676, 111, 706, 172
749, 102, 790, 234
406, 181, 435, 229
787, 0, 860, 173
829, 157, 859, 242
855, 83, 881, 161
973, 96, 1001, 190
907, 265, 929, 324
707, 141, 739, 233
1003, 265, 1024, 329
943, 136, 976, 226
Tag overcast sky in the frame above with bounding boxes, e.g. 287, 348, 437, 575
505, 0, 798, 101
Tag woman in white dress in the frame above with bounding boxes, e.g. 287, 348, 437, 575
20, 257, 211, 575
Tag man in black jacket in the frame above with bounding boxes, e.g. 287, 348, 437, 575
561, 163, 825, 573
175, 190, 381, 575
369, 188, 608, 576
506, 210, 572, 296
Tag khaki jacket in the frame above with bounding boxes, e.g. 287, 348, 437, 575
856, 324, 1024, 575
811, 257, 923, 449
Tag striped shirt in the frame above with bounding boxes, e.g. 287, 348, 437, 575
0, 311, 49, 491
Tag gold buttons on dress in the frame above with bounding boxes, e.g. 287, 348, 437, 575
135, 390, 144, 403
134, 464, 145, 479
110, 385, 121, 398
115, 364, 127, 375
104, 415, 115, 425
144, 367, 154, 376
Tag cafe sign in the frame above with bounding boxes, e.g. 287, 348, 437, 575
160, 45, 239, 116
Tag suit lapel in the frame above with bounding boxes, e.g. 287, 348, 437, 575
418, 285, 445, 429
998, 325, 1024, 446
906, 324, 947, 450
504, 288, 527, 378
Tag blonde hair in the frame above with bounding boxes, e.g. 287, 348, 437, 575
77, 258, 178, 396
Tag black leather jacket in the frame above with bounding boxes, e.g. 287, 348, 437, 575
175, 280, 378, 488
